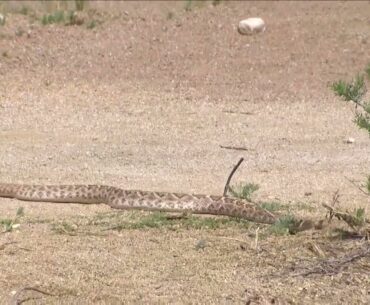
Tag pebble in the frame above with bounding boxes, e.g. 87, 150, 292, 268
0, 13, 5, 26
238, 18, 266, 35
345, 137, 355, 144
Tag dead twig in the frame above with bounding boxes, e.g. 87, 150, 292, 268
220, 145, 249, 151
11, 286, 55, 305
322, 200, 370, 240
223, 157, 244, 196
322, 203, 370, 231
344, 176, 369, 196
254, 227, 260, 251
351, 99, 368, 112
0, 241, 16, 250
292, 244, 370, 277
306, 242, 326, 258
331, 189, 340, 208
0, 241, 31, 252
222, 110, 254, 115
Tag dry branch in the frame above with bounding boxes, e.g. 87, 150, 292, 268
11, 287, 55, 305
271, 243, 370, 278
222, 110, 254, 115
0, 241, 16, 250
220, 145, 249, 151
291, 244, 370, 277
344, 176, 369, 196
331, 189, 340, 207
223, 157, 244, 196
322, 203, 370, 232
320, 189, 370, 237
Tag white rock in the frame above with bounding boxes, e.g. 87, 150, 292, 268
238, 18, 265, 35
345, 137, 355, 144
0, 14, 5, 26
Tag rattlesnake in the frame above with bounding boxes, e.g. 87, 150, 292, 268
0, 183, 277, 224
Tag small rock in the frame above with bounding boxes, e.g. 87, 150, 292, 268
238, 17, 265, 35
0, 13, 5, 26
69, 11, 87, 25
15, 27, 24, 37
195, 239, 207, 250
345, 137, 355, 144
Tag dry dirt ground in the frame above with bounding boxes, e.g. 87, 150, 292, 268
0, 1, 370, 304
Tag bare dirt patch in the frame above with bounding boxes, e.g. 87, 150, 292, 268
0, 1, 370, 304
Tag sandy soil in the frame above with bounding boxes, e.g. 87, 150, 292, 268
0, 1, 370, 304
